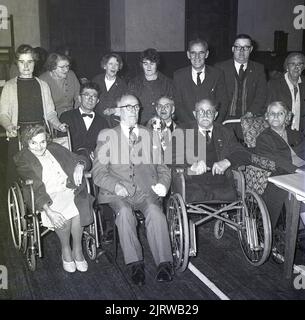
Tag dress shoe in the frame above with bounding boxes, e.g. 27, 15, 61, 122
156, 262, 173, 282
62, 256, 76, 273
131, 263, 145, 286
74, 259, 88, 272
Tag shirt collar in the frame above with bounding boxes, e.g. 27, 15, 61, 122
284, 72, 302, 86
79, 107, 95, 116
120, 123, 139, 137
198, 125, 213, 136
234, 60, 248, 72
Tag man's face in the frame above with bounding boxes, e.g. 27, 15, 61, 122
17, 53, 35, 78
155, 97, 175, 121
194, 100, 217, 129
79, 88, 99, 112
187, 43, 209, 71
117, 95, 139, 127
232, 38, 253, 64
287, 55, 305, 82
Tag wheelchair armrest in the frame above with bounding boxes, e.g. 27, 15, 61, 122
84, 172, 92, 179
25, 179, 33, 185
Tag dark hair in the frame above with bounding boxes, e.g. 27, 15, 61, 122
80, 81, 100, 95
140, 48, 160, 65
283, 52, 305, 70
45, 53, 70, 71
187, 39, 209, 52
101, 53, 123, 70
21, 124, 50, 148
234, 34, 253, 45
15, 44, 36, 62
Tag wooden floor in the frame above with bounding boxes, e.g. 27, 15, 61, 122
1, 139, 305, 300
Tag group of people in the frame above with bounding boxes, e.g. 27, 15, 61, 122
0, 33, 305, 286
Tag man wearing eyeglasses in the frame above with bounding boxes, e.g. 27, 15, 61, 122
92, 93, 173, 286
59, 81, 109, 160
173, 39, 228, 124
216, 34, 267, 123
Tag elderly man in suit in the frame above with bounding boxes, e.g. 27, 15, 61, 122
92, 93, 173, 286
179, 98, 250, 203
60, 81, 109, 160
173, 39, 228, 124
216, 34, 267, 120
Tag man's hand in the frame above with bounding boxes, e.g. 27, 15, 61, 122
151, 183, 167, 197
114, 183, 129, 197
58, 123, 67, 132
7, 124, 19, 138
73, 163, 84, 186
212, 159, 231, 175
190, 160, 208, 175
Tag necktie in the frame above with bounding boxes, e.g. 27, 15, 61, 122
239, 64, 244, 79
293, 86, 298, 101
197, 72, 202, 86
205, 130, 211, 144
82, 113, 93, 118
167, 122, 174, 132
129, 126, 137, 146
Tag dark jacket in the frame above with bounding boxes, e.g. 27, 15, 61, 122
255, 127, 305, 174
60, 108, 109, 155
13, 142, 93, 227
128, 72, 173, 125
173, 65, 229, 124
215, 59, 267, 117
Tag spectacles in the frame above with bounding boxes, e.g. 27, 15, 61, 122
288, 62, 304, 68
196, 110, 215, 117
81, 93, 98, 99
268, 111, 286, 118
189, 51, 206, 58
156, 103, 173, 110
233, 46, 252, 52
118, 104, 140, 111
57, 64, 70, 70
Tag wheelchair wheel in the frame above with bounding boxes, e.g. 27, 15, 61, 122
8, 183, 28, 252
85, 235, 97, 260
26, 246, 36, 271
238, 190, 272, 266
214, 220, 225, 239
166, 193, 189, 272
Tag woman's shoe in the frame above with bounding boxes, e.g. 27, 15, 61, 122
74, 259, 88, 272
62, 257, 76, 273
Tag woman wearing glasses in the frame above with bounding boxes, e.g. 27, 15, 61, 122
255, 101, 305, 232
40, 53, 80, 117
267, 52, 305, 133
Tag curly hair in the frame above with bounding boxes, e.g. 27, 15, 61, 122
140, 48, 160, 65
101, 53, 123, 70
15, 44, 36, 62
44, 53, 70, 71
283, 52, 305, 71
265, 101, 292, 127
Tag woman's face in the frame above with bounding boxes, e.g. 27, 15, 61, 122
287, 55, 305, 82
28, 132, 47, 156
17, 53, 35, 78
142, 59, 157, 78
53, 59, 70, 79
104, 57, 119, 78
266, 104, 287, 130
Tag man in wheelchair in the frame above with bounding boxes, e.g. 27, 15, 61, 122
176, 98, 251, 203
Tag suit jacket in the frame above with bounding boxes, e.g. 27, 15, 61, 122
60, 108, 109, 154
267, 75, 305, 132
92, 125, 171, 203
215, 59, 267, 117
173, 65, 228, 124
13, 143, 93, 227
255, 127, 305, 174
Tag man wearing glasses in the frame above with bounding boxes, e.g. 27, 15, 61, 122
173, 39, 228, 124
60, 81, 109, 160
216, 34, 267, 123
92, 93, 173, 286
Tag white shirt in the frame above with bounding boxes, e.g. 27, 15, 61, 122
284, 72, 301, 131
192, 67, 205, 85
105, 76, 116, 92
79, 108, 95, 130
234, 61, 248, 74
198, 126, 213, 139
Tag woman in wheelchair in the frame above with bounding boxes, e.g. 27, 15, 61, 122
13, 125, 93, 272
255, 101, 305, 231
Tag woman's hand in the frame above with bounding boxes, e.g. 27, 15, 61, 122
58, 123, 67, 132
73, 163, 84, 186
43, 205, 67, 229
7, 124, 19, 138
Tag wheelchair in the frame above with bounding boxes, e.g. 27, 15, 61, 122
7, 125, 102, 271
166, 117, 273, 272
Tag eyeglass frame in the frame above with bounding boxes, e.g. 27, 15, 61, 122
189, 51, 207, 58
233, 45, 252, 52
156, 103, 174, 110
195, 109, 215, 117
287, 62, 305, 68
117, 104, 141, 111
56, 64, 70, 70
81, 93, 99, 100
267, 111, 287, 118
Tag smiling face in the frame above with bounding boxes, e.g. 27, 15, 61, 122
187, 43, 209, 71
232, 38, 253, 64
104, 56, 120, 79
286, 55, 305, 82
79, 88, 99, 112
28, 132, 47, 157
17, 53, 35, 78
52, 58, 70, 79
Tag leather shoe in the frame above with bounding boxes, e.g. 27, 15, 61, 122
62, 256, 76, 273
131, 263, 145, 286
74, 259, 88, 272
156, 262, 173, 282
